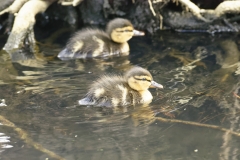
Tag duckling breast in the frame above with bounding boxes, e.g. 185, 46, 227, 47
139, 90, 153, 104
119, 42, 130, 55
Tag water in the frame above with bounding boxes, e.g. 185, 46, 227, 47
0, 31, 240, 160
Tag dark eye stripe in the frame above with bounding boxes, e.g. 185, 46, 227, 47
134, 77, 151, 82
116, 30, 133, 33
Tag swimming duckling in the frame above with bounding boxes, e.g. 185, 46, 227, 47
58, 18, 144, 60
79, 66, 163, 107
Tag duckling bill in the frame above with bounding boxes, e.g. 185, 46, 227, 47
79, 66, 163, 107
58, 18, 144, 60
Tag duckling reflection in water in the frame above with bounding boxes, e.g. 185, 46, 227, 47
58, 18, 144, 60
79, 66, 163, 107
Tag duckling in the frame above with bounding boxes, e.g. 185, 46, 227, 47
58, 18, 144, 60
79, 66, 163, 107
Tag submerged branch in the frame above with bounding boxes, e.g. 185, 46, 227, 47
155, 117, 240, 137
132, 105, 240, 137
0, 115, 65, 160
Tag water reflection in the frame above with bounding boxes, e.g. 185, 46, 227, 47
0, 32, 239, 159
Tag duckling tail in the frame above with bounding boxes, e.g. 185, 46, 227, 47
79, 98, 95, 105
57, 48, 72, 60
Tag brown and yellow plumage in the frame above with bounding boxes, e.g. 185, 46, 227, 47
79, 66, 163, 107
58, 18, 144, 60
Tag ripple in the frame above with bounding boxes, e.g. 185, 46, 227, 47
0, 133, 12, 153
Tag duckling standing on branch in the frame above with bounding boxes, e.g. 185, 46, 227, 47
79, 66, 163, 107
58, 18, 144, 60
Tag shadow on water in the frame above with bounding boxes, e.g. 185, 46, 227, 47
0, 31, 240, 160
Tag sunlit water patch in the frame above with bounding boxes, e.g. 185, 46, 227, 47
0, 132, 13, 153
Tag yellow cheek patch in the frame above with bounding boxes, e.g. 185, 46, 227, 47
73, 41, 83, 53
111, 26, 134, 43
94, 88, 105, 97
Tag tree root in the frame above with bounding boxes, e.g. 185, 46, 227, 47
162, 0, 240, 23
0, 0, 29, 16
177, 0, 209, 22
2, 0, 240, 52
0, 115, 65, 160
59, 0, 83, 6
148, 0, 156, 16
3, 0, 57, 51
215, 1, 240, 17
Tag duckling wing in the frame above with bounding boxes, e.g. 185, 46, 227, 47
79, 94, 113, 107
58, 29, 111, 59
78, 97, 95, 106
79, 75, 132, 107
58, 28, 126, 59
58, 49, 72, 60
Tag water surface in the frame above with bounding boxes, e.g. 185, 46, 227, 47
0, 32, 240, 160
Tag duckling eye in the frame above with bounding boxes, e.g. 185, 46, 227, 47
116, 30, 133, 33
134, 76, 151, 82
142, 78, 151, 82
125, 30, 133, 32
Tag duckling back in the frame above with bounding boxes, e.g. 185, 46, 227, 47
79, 75, 142, 107
58, 29, 128, 60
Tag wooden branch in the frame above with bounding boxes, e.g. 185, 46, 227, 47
0, 0, 29, 16
59, 0, 83, 6
200, 1, 240, 21
0, 115, 65, 160
155, 117, 240, 137
3, 0, 57, 51
215, 1, 240, 16
178, 0, 209, 22
148, 0, 156, 16
131, 106, 240, 137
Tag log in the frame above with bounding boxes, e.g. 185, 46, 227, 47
3, 0, 57, 51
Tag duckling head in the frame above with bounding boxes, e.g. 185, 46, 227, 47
125, 66, 163, 92
106, 18, 144, 43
